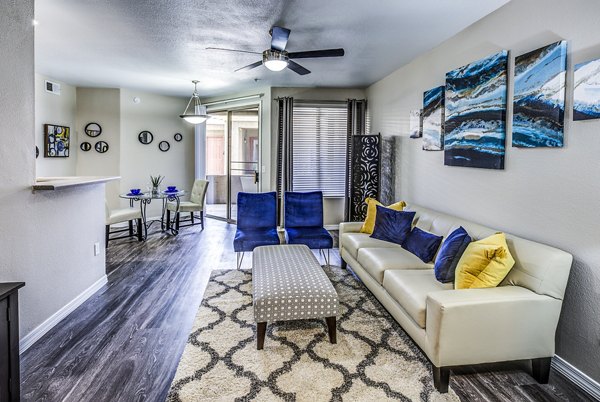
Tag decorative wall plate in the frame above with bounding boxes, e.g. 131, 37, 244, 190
95, 141, 109, 153
138, 130, 154, 144
85, 122, 102, 137
44, 124, 70, 158
158, 141, 170, 152
174, 133, 183, 142
80, 142, 92, 151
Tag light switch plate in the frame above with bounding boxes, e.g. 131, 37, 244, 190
94, 242, 100, 256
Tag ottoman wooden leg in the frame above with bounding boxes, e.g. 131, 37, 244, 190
326, 316, 336, 344
257, 322, 267, 350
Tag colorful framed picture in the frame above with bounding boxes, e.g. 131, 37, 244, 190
513, 41, 567, 148
409, 109, 422, 138
445, 50, 508, 169
574, 58, 600, 121
44, 124, 70, 157
422, 86, 445, 150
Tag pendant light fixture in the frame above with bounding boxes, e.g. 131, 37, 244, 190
180, 80, 208, 124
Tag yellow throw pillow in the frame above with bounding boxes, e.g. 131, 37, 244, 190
360, 198, 407, 234
454, 232, 515, 289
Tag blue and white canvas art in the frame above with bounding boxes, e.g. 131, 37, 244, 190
444, 50, 508, 169
574, 58, 600, 121
409, 109, 422, 138
422, 86, 444, 150
513, 41, 567, 148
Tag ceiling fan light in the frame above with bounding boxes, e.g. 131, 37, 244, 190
264, 59, 288, 71
263, 49, 289, 72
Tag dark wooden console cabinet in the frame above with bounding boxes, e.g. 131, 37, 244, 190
0, 283, 24, 402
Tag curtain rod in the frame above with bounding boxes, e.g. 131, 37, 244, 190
203, 93, 264, 107
275, 99, 347, 105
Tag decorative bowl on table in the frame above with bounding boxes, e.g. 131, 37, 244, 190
129, 188, 142, 196
165, 186, 178, 193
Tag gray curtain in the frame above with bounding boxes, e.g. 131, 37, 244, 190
276, 97, 294, 223
345, 99, 368, 221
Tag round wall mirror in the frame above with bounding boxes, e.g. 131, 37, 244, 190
85, 122, 102, 137
174, 133, 183, 142
138, 130, 154, 144
158, 141, 170, 152
80, 142, 92, 151
95, 141, 109, 153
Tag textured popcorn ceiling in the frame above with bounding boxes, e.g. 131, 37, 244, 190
35, 0, 509, 97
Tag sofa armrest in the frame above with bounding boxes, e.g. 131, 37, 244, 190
339, 222, 363, 241
425, 286, 562, 367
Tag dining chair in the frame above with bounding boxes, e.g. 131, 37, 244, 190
166, 179, 209, 231
233, 191, 280, 269
105, 201, 143, 247
284, 191, 333, 266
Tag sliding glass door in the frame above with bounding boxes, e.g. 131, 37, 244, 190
205, 106, 260, 222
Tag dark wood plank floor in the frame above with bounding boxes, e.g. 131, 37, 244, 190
21, 219, 591, 401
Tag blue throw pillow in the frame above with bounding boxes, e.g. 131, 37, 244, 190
370, 206, 415, 245
434, 226, 472, 283
402, 227, 443, 263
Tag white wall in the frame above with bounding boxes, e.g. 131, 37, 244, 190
73, 88, 194, 215
367, 0, 600, 382
35, 74, 77, 177
0, 1, 106, 339
75, 87, 121, 208
119, 89, 194, 217
271, 87, 367, 226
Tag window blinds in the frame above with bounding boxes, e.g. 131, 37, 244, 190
292, 102, 347, 197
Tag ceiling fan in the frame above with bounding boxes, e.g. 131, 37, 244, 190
207, 26, 345, 75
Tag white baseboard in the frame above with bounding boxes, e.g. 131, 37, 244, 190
325, 224, 339, 231
19, 274, 108, 353
552, 355, 600, 400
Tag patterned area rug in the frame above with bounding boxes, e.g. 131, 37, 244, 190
167, 266, 459, 401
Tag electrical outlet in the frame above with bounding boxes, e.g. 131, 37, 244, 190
261, 165, 266, 173
94, 242, 100, 256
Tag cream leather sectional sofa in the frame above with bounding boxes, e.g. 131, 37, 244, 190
339, 203, 573, 393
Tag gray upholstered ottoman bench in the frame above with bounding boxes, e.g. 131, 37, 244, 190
252, 244, 339, 350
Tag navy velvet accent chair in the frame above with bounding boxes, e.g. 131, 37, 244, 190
234, 191, 280, 269
284, 191, 333, 265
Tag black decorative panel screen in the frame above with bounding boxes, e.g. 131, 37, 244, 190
348, 134, 381, 221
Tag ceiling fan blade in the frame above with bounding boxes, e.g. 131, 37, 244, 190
288, 48, 345, 59
270, 26, 291, 51
287, 60, 311, 75
235, 60, 263, 72
206, 47, 262, 55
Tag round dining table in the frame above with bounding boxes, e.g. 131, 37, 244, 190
119, 190, 185, 239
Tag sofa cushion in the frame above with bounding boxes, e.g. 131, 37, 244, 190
455, 232, 515, 289
371, 206, 415, 245
356, 248, 433, 284
402, 227, 443, 263
341, 232, 401, 259
383, 270, 452, 328
434, 226, 471, 283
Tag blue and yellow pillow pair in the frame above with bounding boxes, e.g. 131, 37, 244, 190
434, 228, 515, 289
365, 199, 442, 264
